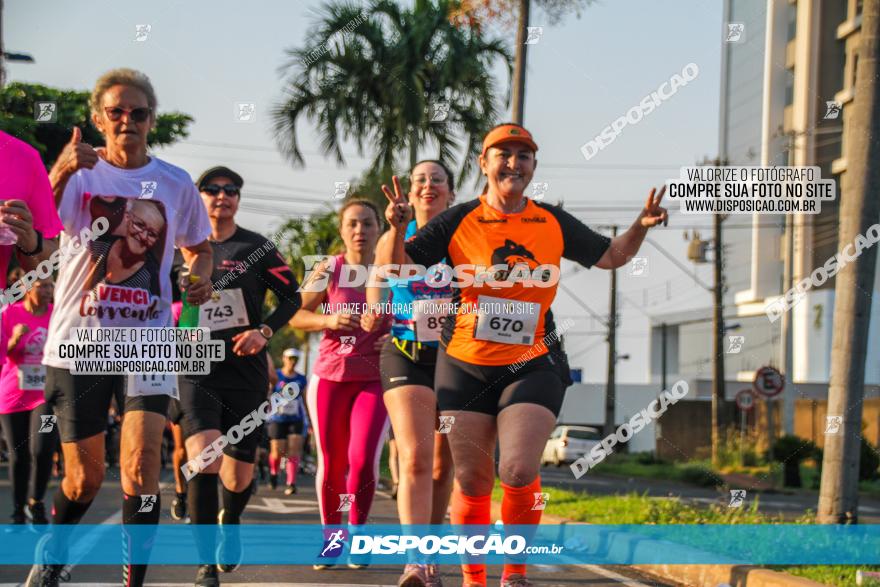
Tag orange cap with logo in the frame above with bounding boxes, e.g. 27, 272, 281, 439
481, 124, 539, 157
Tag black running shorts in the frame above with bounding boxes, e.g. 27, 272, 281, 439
178, 378, 266, 462
44, 367, 170, 443
380, 337, 437, 392
267, 420, 304, 440
434, 349, 565, 417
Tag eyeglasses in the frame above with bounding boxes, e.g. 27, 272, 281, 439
129, 214, 161, 242
201, 184, 241, 197
411, 175, 448, 186
103, 106, 152, 123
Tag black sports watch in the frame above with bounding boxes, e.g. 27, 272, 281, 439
257, 324, 273, 340
17, 229, 43, 256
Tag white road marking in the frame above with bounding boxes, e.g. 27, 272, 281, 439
248, 497, 318, 514
577, 564, 654, 586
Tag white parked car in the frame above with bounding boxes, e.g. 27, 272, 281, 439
541, 425, 602, 466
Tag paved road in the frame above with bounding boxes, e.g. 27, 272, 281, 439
539, 465, 880, 523
0, 466, 673, 586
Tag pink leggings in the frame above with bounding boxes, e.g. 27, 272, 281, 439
306, 375, 388, 525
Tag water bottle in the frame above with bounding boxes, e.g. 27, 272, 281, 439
177, 270, 200, 328
0, 222, 18, 246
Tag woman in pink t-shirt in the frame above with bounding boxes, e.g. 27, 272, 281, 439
0, 277, 56, 525
290, 199, 391, 569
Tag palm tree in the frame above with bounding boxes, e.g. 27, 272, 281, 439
450, 0, 593, 124
272, 0, 511, 183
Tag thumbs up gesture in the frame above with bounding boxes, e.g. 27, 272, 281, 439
57, 127, 99, 175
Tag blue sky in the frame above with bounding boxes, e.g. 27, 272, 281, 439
7, 0, 728, 382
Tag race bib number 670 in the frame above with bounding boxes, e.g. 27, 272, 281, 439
473, 295, 539, 345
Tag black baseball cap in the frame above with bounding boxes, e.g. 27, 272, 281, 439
196, 166, 244, 190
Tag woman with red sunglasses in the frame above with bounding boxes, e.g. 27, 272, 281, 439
31, 68, 213, 587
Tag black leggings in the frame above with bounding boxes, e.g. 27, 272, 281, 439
0, 403, 57, 509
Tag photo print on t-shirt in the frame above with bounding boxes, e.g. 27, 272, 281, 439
81, 195, 168, 319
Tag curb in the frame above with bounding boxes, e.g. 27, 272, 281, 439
487, 500, 827, 587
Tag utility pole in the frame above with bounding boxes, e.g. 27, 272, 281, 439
604, 224, 618, 437
818, 0, 880, 524
661, 322, 668, 392
779, 132, 796, 437
511, 0, 530, 124
711, 157, 727, 466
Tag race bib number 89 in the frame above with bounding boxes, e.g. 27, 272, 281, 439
413, 297, 452, 343
473, 295, 539, 345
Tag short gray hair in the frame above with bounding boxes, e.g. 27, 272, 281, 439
90, 68, 158, 115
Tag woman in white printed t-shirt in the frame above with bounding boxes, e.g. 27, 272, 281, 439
27, 68, 214, 587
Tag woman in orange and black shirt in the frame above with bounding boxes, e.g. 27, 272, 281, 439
377, 123, 668, 587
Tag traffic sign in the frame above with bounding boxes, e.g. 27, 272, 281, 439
753, 366, 785, 398
736, 389, 756, 411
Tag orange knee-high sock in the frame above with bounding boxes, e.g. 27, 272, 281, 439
451, 488, 491, 586
501, 477, 543, 580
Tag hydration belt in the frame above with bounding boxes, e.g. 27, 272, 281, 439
391, 336, 438, 364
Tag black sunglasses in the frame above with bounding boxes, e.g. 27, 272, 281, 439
201, 184, 240, 197
103, 106, 152, 123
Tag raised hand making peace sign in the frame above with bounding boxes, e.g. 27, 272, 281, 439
381, 175, 413, 230
639, 185, 669, 228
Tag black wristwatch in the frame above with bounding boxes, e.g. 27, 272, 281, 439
257, 324, 273, 340
17, 229, 43, 256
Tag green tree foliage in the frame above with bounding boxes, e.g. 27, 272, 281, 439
273, 0, 511, 185
267, 208, 342, 359
0, 82, 193, 167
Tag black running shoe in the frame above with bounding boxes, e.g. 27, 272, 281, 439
25, 535, 70, 587
171, 493, 187, 521
26, 502, 48, 525
194, 563, 220, 586
216, 509, 241, 573
11, 506, 26, 525
24, 564, 69, 587
284, 484, 296, 496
